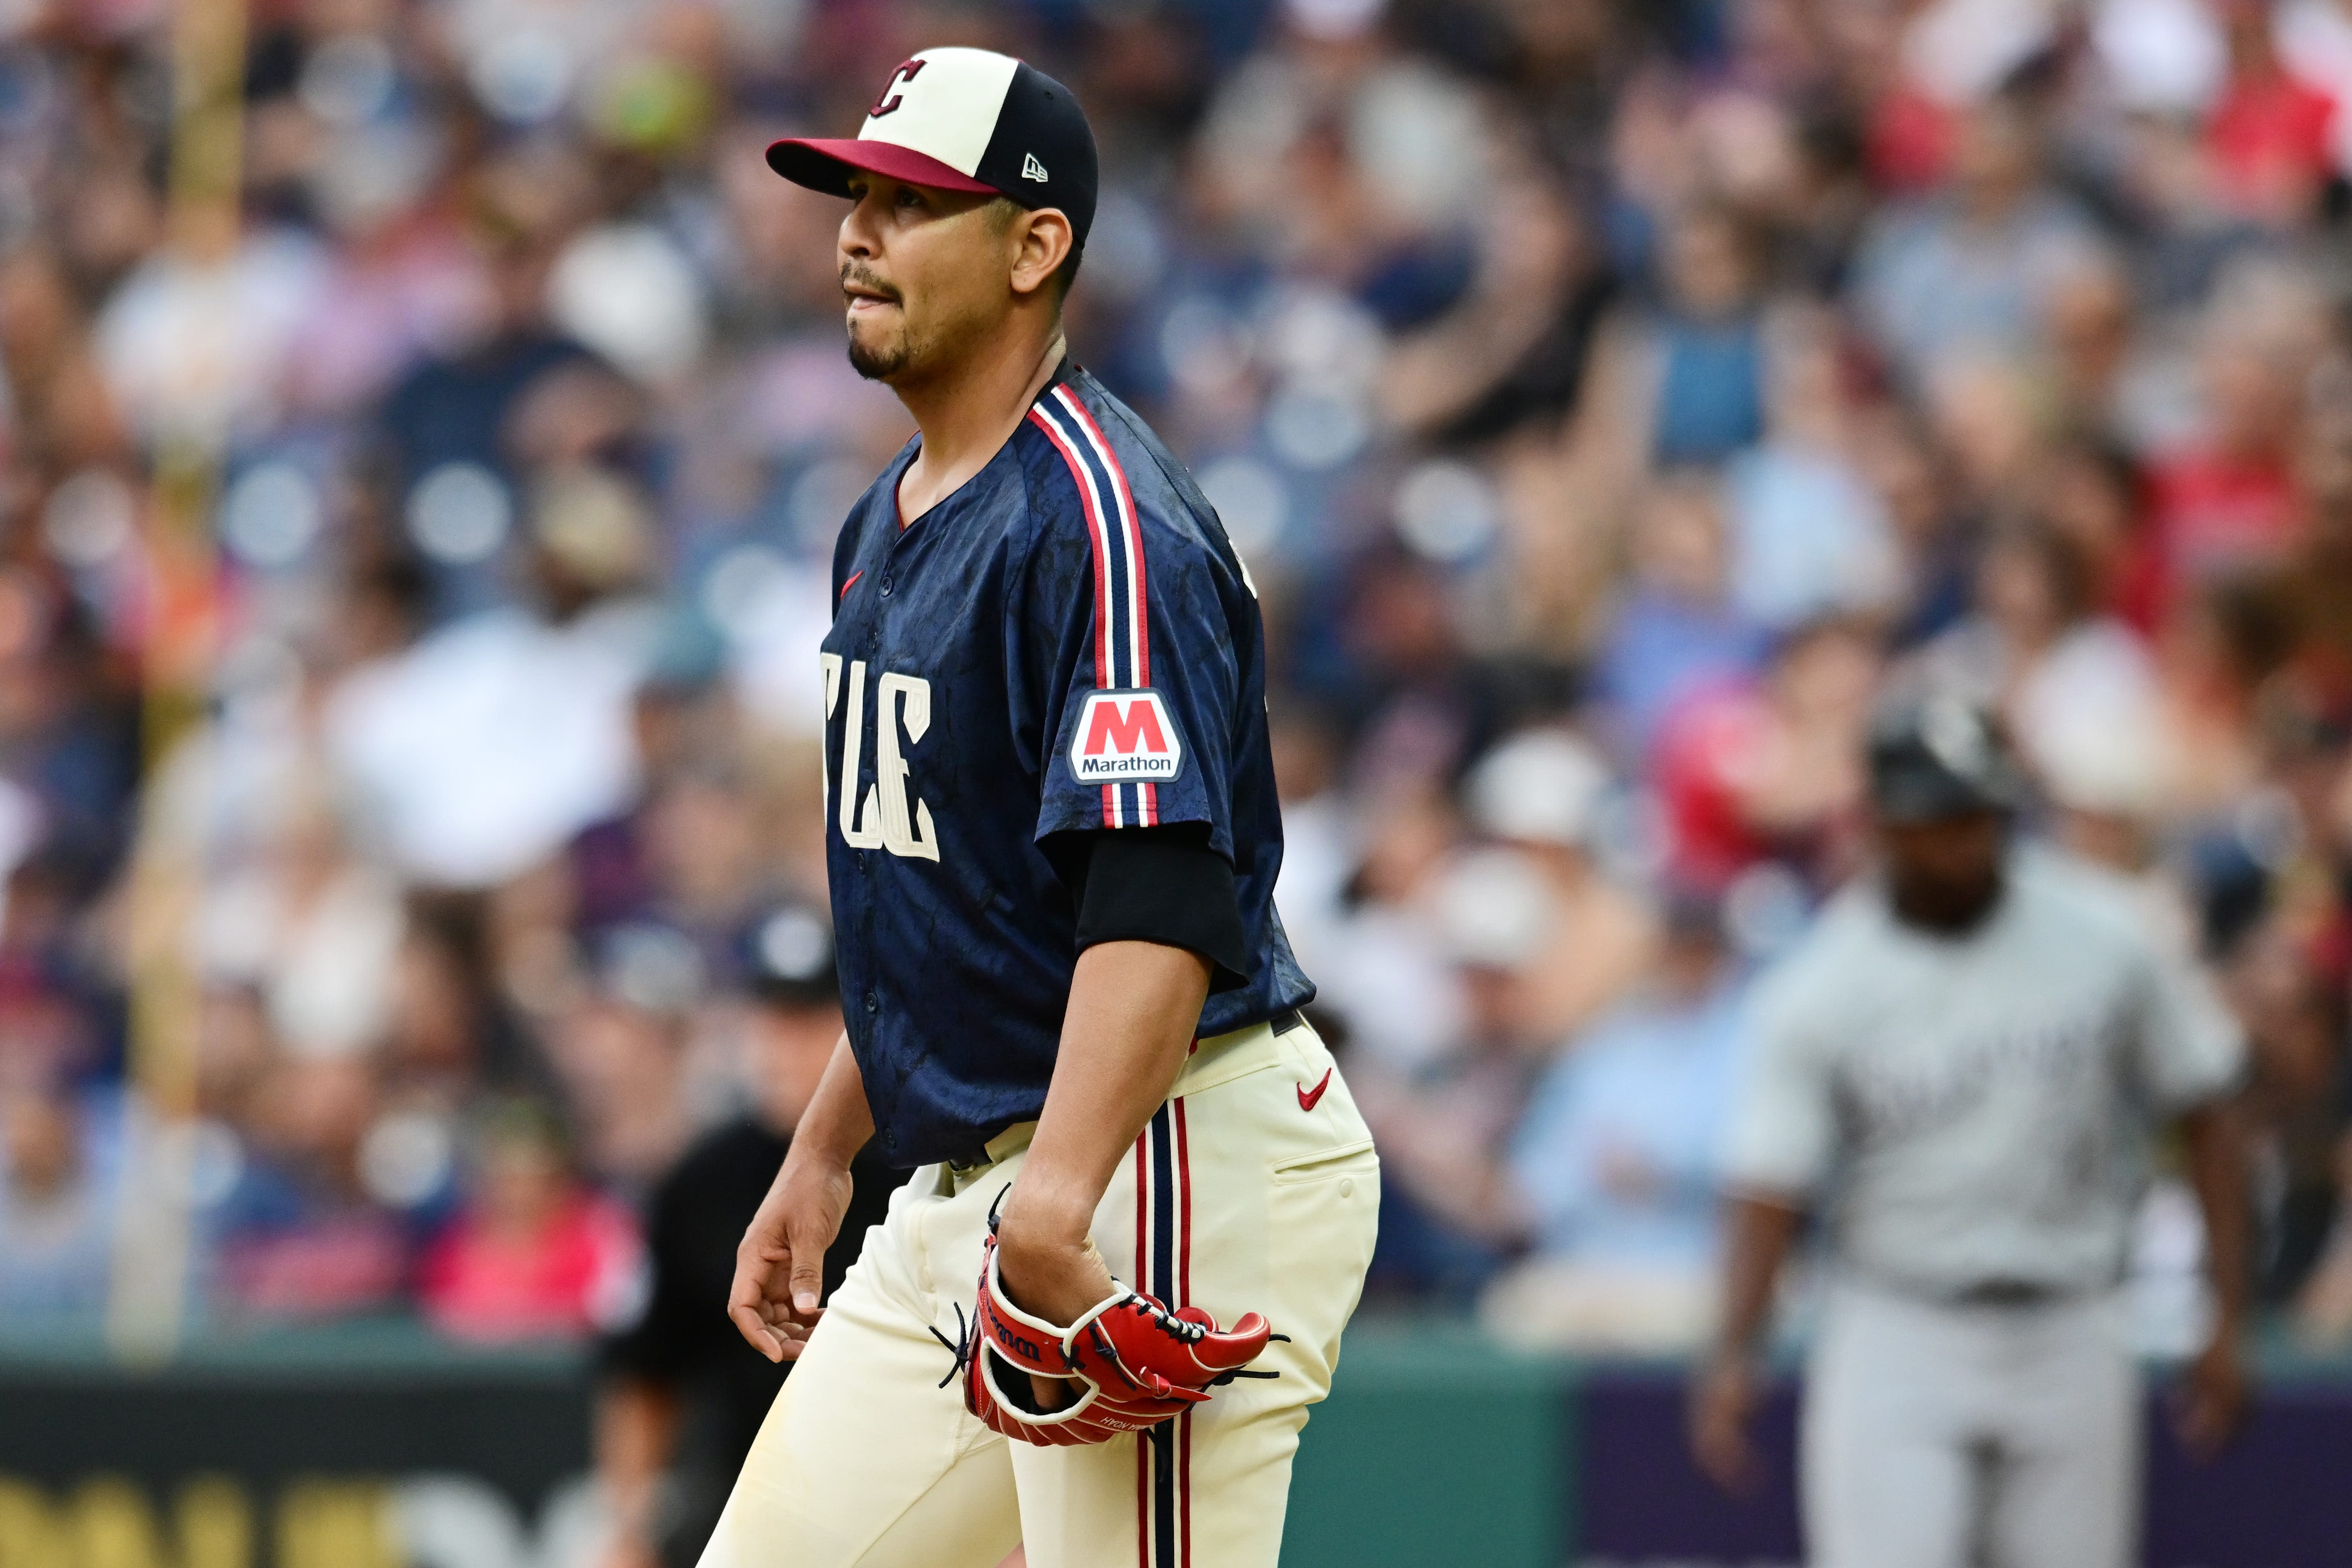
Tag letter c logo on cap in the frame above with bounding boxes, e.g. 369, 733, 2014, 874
868, 58, 926, 119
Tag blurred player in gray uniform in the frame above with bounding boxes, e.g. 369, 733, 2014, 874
1689, 695, 2252, 1568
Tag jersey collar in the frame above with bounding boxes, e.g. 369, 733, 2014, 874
1031, 353, 1079, 408
893, 358, 1084, 533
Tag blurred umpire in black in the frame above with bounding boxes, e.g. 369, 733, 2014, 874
597, 907, 906, 1568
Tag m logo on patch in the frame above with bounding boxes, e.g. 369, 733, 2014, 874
1070, 690, 1184, 783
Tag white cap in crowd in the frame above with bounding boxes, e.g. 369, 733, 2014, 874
1463, 728, 1612, 849
1433, 847, 1557, 969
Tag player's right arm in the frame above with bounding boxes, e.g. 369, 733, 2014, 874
728, 1033, 874, 1362
1691, 959, 1836, 1492
1691, 1194, 1805, 1492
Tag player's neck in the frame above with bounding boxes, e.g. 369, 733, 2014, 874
893, 320, 1066, 526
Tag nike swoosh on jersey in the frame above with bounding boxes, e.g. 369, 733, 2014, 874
1297, 1068, 1333, 1113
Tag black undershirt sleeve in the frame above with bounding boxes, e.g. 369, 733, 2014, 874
1055, 824, 1251, 993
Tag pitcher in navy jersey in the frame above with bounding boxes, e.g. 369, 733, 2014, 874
705, 47, 1378, 1568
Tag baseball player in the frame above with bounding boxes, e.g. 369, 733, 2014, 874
1688, 695, 2252, 1568
703, 48, 1380, 1568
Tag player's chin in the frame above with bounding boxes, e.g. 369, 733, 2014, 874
845, 320, 912, 382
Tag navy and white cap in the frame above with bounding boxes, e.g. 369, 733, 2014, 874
766, 47, 1099, 246
743, 903, 839, 1008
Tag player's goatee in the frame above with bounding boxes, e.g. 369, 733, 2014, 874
846, 330, 910, 381
842, 262, 910, 380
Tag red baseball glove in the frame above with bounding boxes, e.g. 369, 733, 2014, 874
957, 1226, 1278, 1447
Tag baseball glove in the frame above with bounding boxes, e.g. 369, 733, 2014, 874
958, 1225, 1277, 1447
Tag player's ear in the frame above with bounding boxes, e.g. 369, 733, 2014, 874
1009, 208, 1073, 304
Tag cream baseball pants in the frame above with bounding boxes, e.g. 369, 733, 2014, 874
697, 1016, 1380, 1568
1802, 1280, 2140, 1568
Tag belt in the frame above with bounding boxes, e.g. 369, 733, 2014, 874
1943, 1278, 2083, 1309
943, 1007, 1309, 1172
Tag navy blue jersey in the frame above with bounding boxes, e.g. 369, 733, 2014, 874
820, 366, 1313, 1168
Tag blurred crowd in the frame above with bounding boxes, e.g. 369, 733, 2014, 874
2, 0, 2352, 1360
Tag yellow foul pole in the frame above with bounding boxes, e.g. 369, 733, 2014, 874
106, 0, 248, 1361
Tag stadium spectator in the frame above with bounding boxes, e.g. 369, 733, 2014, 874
2141, 261, 2327, 614
1459, 727, 1658, 1043
548, 925, 706, 1198
594, 906, 901, 1568
1594, 470, 1766, 757
209, 1056, 411, 1320
419, 1099, 639, 1344
1353, 846, 1554, 1301
1651, 616, 1881, 894
1850, 89, 2107, 385
0, 1075, 118, 1318
1636, 203, 1775, 468
1491, 891, 1749, 1352
2206, 0, 2342, 228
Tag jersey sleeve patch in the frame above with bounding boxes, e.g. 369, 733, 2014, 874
1068, 688, 1185, 784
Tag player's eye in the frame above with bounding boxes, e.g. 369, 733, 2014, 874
896, 186, 925, 212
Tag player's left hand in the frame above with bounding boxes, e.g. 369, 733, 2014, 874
962, 1225, 1275, 1446
994, 1215, 1119, 1331
994, 1204, 1120, 1412
2173, 1332, 2251, 1457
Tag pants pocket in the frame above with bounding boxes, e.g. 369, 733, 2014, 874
1270, 1137, 1378, 1185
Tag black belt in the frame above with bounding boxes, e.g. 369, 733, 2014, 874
1944, 1278, 2081, 1308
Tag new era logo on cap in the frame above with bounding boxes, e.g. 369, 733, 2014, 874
766, 47, 1099, 245
1069, 690, 1184, 783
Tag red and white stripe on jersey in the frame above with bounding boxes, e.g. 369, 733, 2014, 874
1132, 1100, 1192, 1567
1028, 384, 1159, 829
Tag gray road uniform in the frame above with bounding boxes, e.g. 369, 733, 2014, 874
1722, 845, 2244, 1568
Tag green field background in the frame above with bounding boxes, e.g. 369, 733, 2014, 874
1283, 1323, 1572, 1568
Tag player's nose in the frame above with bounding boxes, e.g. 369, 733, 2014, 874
838, 203, 881, 261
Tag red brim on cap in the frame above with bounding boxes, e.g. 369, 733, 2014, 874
765, 137, 1000, 198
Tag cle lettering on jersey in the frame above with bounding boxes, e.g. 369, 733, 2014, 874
1069, 689, 1184, 783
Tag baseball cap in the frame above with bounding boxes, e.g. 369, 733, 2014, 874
742, 903, 840, 1009
766, 48, 1098, 247
1433, 848, 1557, 969
1867, 691, 2027, 824
590, 922, 706, 1016
1463, 729, 1611, 848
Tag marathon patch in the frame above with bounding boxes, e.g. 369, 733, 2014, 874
1069, 689, 1184, 783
